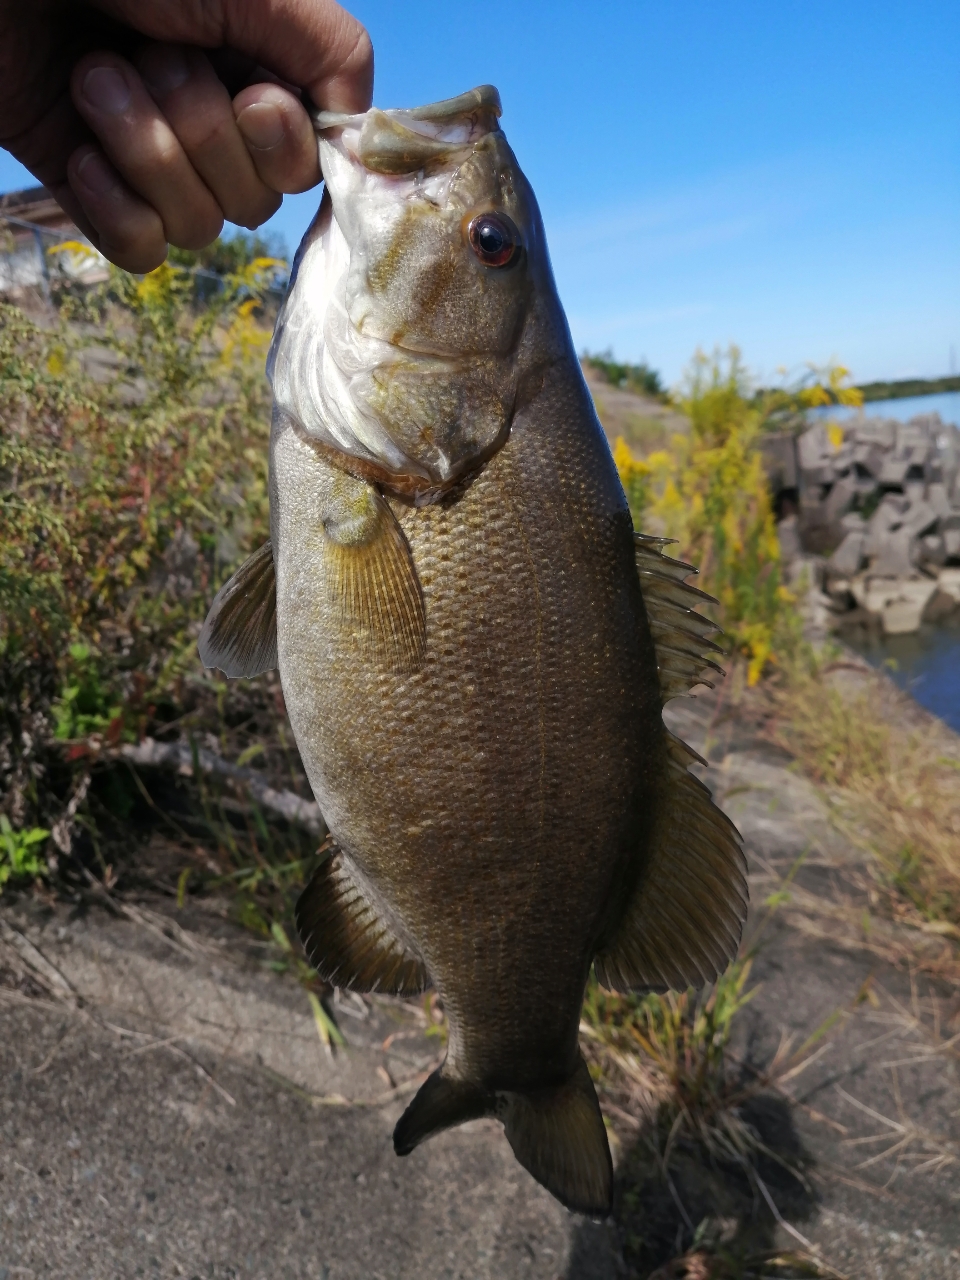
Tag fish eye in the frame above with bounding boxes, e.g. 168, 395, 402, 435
467, 212, 521, 268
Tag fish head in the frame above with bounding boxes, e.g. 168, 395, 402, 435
268, 87, 564, 500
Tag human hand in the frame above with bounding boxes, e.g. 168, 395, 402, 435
0, 0, 372, 272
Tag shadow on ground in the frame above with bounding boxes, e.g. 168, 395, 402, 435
566, 1093, 816, 1279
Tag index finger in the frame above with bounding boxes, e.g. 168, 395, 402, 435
92, 0, 374, 112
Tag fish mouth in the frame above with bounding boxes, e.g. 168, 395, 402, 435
310, 86, 502, 175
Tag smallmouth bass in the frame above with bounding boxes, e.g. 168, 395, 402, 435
200, 85, 747, 1216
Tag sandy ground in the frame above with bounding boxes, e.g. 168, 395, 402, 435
1, 678, 958, 1279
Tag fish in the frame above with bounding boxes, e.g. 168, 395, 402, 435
198, 85, 747, 1217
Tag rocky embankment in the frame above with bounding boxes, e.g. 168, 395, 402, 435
770, 413, 960, 634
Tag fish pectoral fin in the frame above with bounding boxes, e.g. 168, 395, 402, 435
393, 1068, 493, 1155
634, 533, 726, 703
322, 478, 426, 675
595, 731, 748, 993
198, 540, 277, 678
295, 844, 429, 996
498, 1054, 613, 1216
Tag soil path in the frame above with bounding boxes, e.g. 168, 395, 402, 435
2, 678, 958, 1279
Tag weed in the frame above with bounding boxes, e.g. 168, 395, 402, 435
0, 814, 49, 890
764, 650, 960, 936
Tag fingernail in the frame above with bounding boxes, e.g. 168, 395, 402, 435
236, 102, 285, 151
140, 46, 189, 96
82, 66, 131, 115
76, 150, 120, 196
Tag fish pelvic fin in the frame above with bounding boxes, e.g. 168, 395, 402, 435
198, 540, 277, 678
322, 477, 426, 675
594, 732, 748, 993
295, 843, 429, 996
393, 1068, 493, 1155
498, 1054, 613, 1216
394, 1056, 612, 1217
634, 533, 725, 704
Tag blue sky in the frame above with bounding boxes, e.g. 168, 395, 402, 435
2, 1, 958, 386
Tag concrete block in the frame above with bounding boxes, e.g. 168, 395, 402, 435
828, 530, 866, 578
777, 515, 801, 564
881, 578, 938, 635
944, 528, 960, 560
822, 475, 856, 523
901, 498, 938, 538
841, 512, 866, 532
919, 533, 946, 567
938, 567, 960, 602
870, 525, 916, 578
760, 432, 798, 491
928, 482, 952, 518
879, 457, 909, 486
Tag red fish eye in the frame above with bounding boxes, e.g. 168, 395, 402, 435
467, 213, 521, 268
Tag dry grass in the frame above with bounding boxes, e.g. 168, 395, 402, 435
762, 651, 960, 945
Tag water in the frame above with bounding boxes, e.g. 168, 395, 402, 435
844, 617, 960, 734
821, 390, 960, 428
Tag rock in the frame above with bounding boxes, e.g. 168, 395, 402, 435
871, 525, 916, 578
879, 456, 910, 486
822, 475, 856, 524
850, 574, 938, 635
777, 514, 801, 564
946, 528, 960, 560
938, 567, 960, 603
923, 589, 958, 623
828, 530, 866, 578
919, 533, 947, 567
831, 604, 883, 637
928, 482, 952, 518
882, 578, 939, 634
901, 497, 938, 538
760, 432, 797, 492
840, 511, 866, 532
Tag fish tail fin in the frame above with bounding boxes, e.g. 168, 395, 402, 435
393, 1067, 492, 1155
499, 1054, 613, 1216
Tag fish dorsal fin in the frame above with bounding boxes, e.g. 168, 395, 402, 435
322, 478, 426, 675
634, 533, 725, 704
594, 731, 748, 993
296, 843, 429, 996
198, 540, 277, 678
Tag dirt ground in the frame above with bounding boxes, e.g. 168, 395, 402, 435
1, 675, 959, 1279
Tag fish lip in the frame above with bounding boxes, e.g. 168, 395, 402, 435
310, 85, 502, 134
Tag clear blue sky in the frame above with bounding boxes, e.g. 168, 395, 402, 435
2, 1, 958, 387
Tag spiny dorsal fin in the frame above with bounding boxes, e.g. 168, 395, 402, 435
295, 842, 429, 996
635, 533, 725, 703
198, 540, 277, 678
322, 483, 426, 676
594, 731, 748, 993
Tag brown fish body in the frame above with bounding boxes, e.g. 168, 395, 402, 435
200, 86, 747, 1214
272, 356, 664, 1091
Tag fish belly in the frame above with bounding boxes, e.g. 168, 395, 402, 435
273, 371, 664, 1090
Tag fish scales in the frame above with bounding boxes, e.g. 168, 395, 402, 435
199, 84, 747, 1215
273, 362, 663, 1084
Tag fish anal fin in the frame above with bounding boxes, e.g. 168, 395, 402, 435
198, 540, 277, 678
393, 1068, 493, 1155
595, 731, 748, 993
498, 1054, 613, 1216
295, 844, 429, 996
634, 532, 724, 705
323, 480, 426, 675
